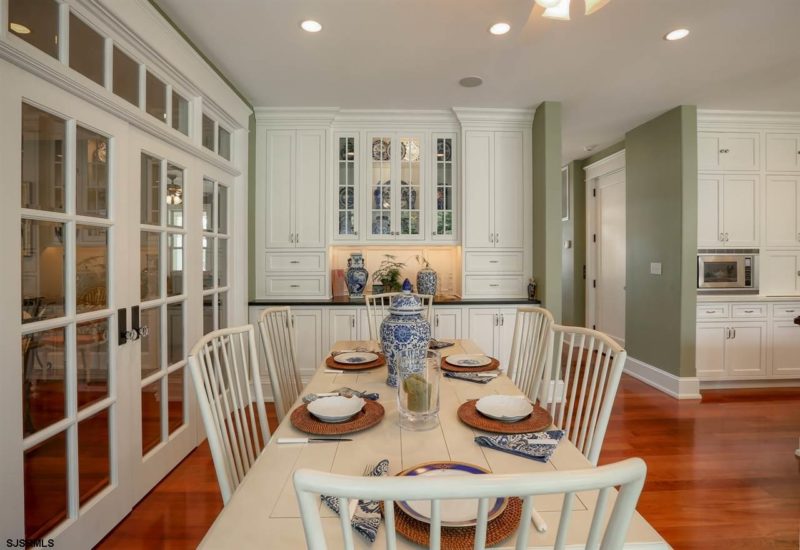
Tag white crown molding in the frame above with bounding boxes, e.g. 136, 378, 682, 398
698, 109, 800, 130
584, 149, 626, 179
0, 41, 241, 177
254, 107, 340, 127
254, 107, 460, 129
334, 109, 458, 128
452, 107, 536, 128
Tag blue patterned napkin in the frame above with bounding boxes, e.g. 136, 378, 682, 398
321, 459, 389, 543
443, 372, 494, 384
475, 430, 565, 462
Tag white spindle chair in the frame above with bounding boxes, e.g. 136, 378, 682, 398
365, 292, 433, 342
506, 307, 555, 400
539, 325, 628, 466
188, 325, 270, 505
257, 306, 303, 422
294, 457, 646, 550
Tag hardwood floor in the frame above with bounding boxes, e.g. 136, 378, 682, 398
96, 376, 800, 549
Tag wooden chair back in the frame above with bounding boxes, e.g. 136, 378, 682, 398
294, 457, 646, 550
543, 325, 627, 466
188, 325, 270, 505
257, 306, 303, 422
506, 307, 555, 400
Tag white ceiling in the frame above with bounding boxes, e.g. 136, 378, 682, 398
156, 0, 800, 162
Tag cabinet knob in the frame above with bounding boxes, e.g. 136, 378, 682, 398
489, 284, 500, 287
719, 148, 730, 154
290, 284, 300, 288
289, 260, 300, 264
489, 260, 499, 264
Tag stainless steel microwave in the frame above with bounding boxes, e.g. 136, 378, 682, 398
697, 253, 757, 291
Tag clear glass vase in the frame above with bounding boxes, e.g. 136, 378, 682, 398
396, 349, 440, 431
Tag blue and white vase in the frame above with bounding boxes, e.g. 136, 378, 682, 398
416, 267, 438, 296
380, 279, 431, 387
345, 253, 368, 299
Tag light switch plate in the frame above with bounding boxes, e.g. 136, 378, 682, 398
650, 262, 662, 275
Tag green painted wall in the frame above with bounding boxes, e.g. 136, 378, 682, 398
625, 106, 697, 377
561, 160, 586, 326
532, 101, 563, 322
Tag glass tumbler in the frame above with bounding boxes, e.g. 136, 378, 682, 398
396, 349, 441, 431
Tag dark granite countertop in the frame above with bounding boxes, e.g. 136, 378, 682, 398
249, 295, 541, 307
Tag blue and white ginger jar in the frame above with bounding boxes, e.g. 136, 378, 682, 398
345, 253, 368, 298
380, 280, 431, 387
416, 267, 438, 296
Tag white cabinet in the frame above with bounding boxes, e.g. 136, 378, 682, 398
696, 174, 758, 247
770, 320, 800, 377
698, 132, 759, 171
764, 176, 800, 247
761, 251, 800, 295
695, 320, 766, 380
333, 134, 359, 240
358, 308, 388, 341
431, 134, 458, 241
466, 308, 517, 370
329, 308, 359, 345
433, 308, 462, 340
463, 131, 524, 249
292, 309, 324, 380
766, 133, 800, 172
264, 129, 325, 249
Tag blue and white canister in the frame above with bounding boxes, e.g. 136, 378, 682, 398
379, 280, 432, 387
416, 267, 438, 296
345, 253, 368, 298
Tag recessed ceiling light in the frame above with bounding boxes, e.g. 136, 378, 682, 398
10, 22, 31, 35
459, 76, 483, 88
300, 20, 322, 33
664, 28, 690, 41
489, 22, 511, 35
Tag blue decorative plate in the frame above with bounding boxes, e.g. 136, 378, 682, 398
396, 462, 508, 527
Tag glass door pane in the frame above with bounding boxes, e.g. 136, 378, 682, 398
434, 137, 454, 237
369, 136, 393, 238
335, 136, 357, 238
399, 137, 421, 237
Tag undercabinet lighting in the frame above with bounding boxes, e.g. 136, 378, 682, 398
489, 22, 511, 35
664, 28, 690, 41
9, 22, 31, 35
300, 20, 322, 33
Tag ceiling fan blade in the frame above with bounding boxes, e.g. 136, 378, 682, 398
585, 0, 610, 15
542, 0, 571, 21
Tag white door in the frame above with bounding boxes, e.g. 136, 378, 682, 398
493, 132, 524, 249
726, 324, 766, 377
594, 169, 626, 346
464, 132, 494, 248
761, 251, 800, 296
294, 130, 325, 248
329, 309, 359, 345
764, 176, 800, 248
721, 175, 758, 246
433, 308, 462, 340
467, 309, 498, 358
770, 321, 800, 377
695, 325, 727, 379
766, 133, 800, 172
265, 130, 294, 249
292, 309, 324, 381
1, 79, 132, 546
130, 130, 198, 501
496, 308, 519, 371
697, 175, 723, 247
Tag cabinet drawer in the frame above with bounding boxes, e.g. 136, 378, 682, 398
464, 276, 524, 297
263, 276, 325, 296
772, 303, 800, 319
265, 251, 325, 272
731, 304, 767, 319
697, 304, 730, 319
465, 251, 524, 274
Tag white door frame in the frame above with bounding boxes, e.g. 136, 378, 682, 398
585, 150, 626, 344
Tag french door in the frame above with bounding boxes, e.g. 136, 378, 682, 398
0, 65, 211, 546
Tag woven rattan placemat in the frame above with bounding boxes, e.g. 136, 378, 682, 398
290, 400, 385, 435
325, 353, 386, 371
457, 399, 552, 434
440, 356, 500, 373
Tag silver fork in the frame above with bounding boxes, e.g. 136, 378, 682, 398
348, 463, 374, 520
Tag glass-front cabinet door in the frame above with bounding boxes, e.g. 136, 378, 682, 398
367, 133, 424, 240
432, 133, 457, 241
334, 134, 358, 239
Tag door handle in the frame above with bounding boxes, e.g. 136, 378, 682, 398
731, 328, 736, 339
296, 233, 300, 243
118, 308, 131, 345
495, 233, 499, 244
494, 314, 498, 326
351, 317, 356, 328
500, 314, 504, 326
289, 260, 300, 264
489, 260, 499, 264
719, 233, 724, 242
489, 233, 494, 243
435, 314, 439, 327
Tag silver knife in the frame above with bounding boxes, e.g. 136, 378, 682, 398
276, 437, 352, 444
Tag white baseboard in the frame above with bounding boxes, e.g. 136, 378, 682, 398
700, 379, 800, 390
624, 357, 702, 400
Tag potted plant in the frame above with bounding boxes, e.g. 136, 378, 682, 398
372, 254, 405, 293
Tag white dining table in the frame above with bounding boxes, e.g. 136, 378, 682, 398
199, 340, 669, 549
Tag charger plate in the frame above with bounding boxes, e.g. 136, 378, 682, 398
290, 400, 384, 435
325, 353, 386, 371
458, 399, 552, 434
441, 356, 500, 373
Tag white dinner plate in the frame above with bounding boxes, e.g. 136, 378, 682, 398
397, 462, 507, 527
475, 395, 533, 423
445, 354, 492, 368
333, 352, 379, 365
306, 395, 365, 423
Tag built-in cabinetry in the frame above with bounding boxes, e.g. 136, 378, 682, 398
698, 132, 760, 172
697, 174, 759, 247
696, 299, 800, 381
466, 308, 517, 369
